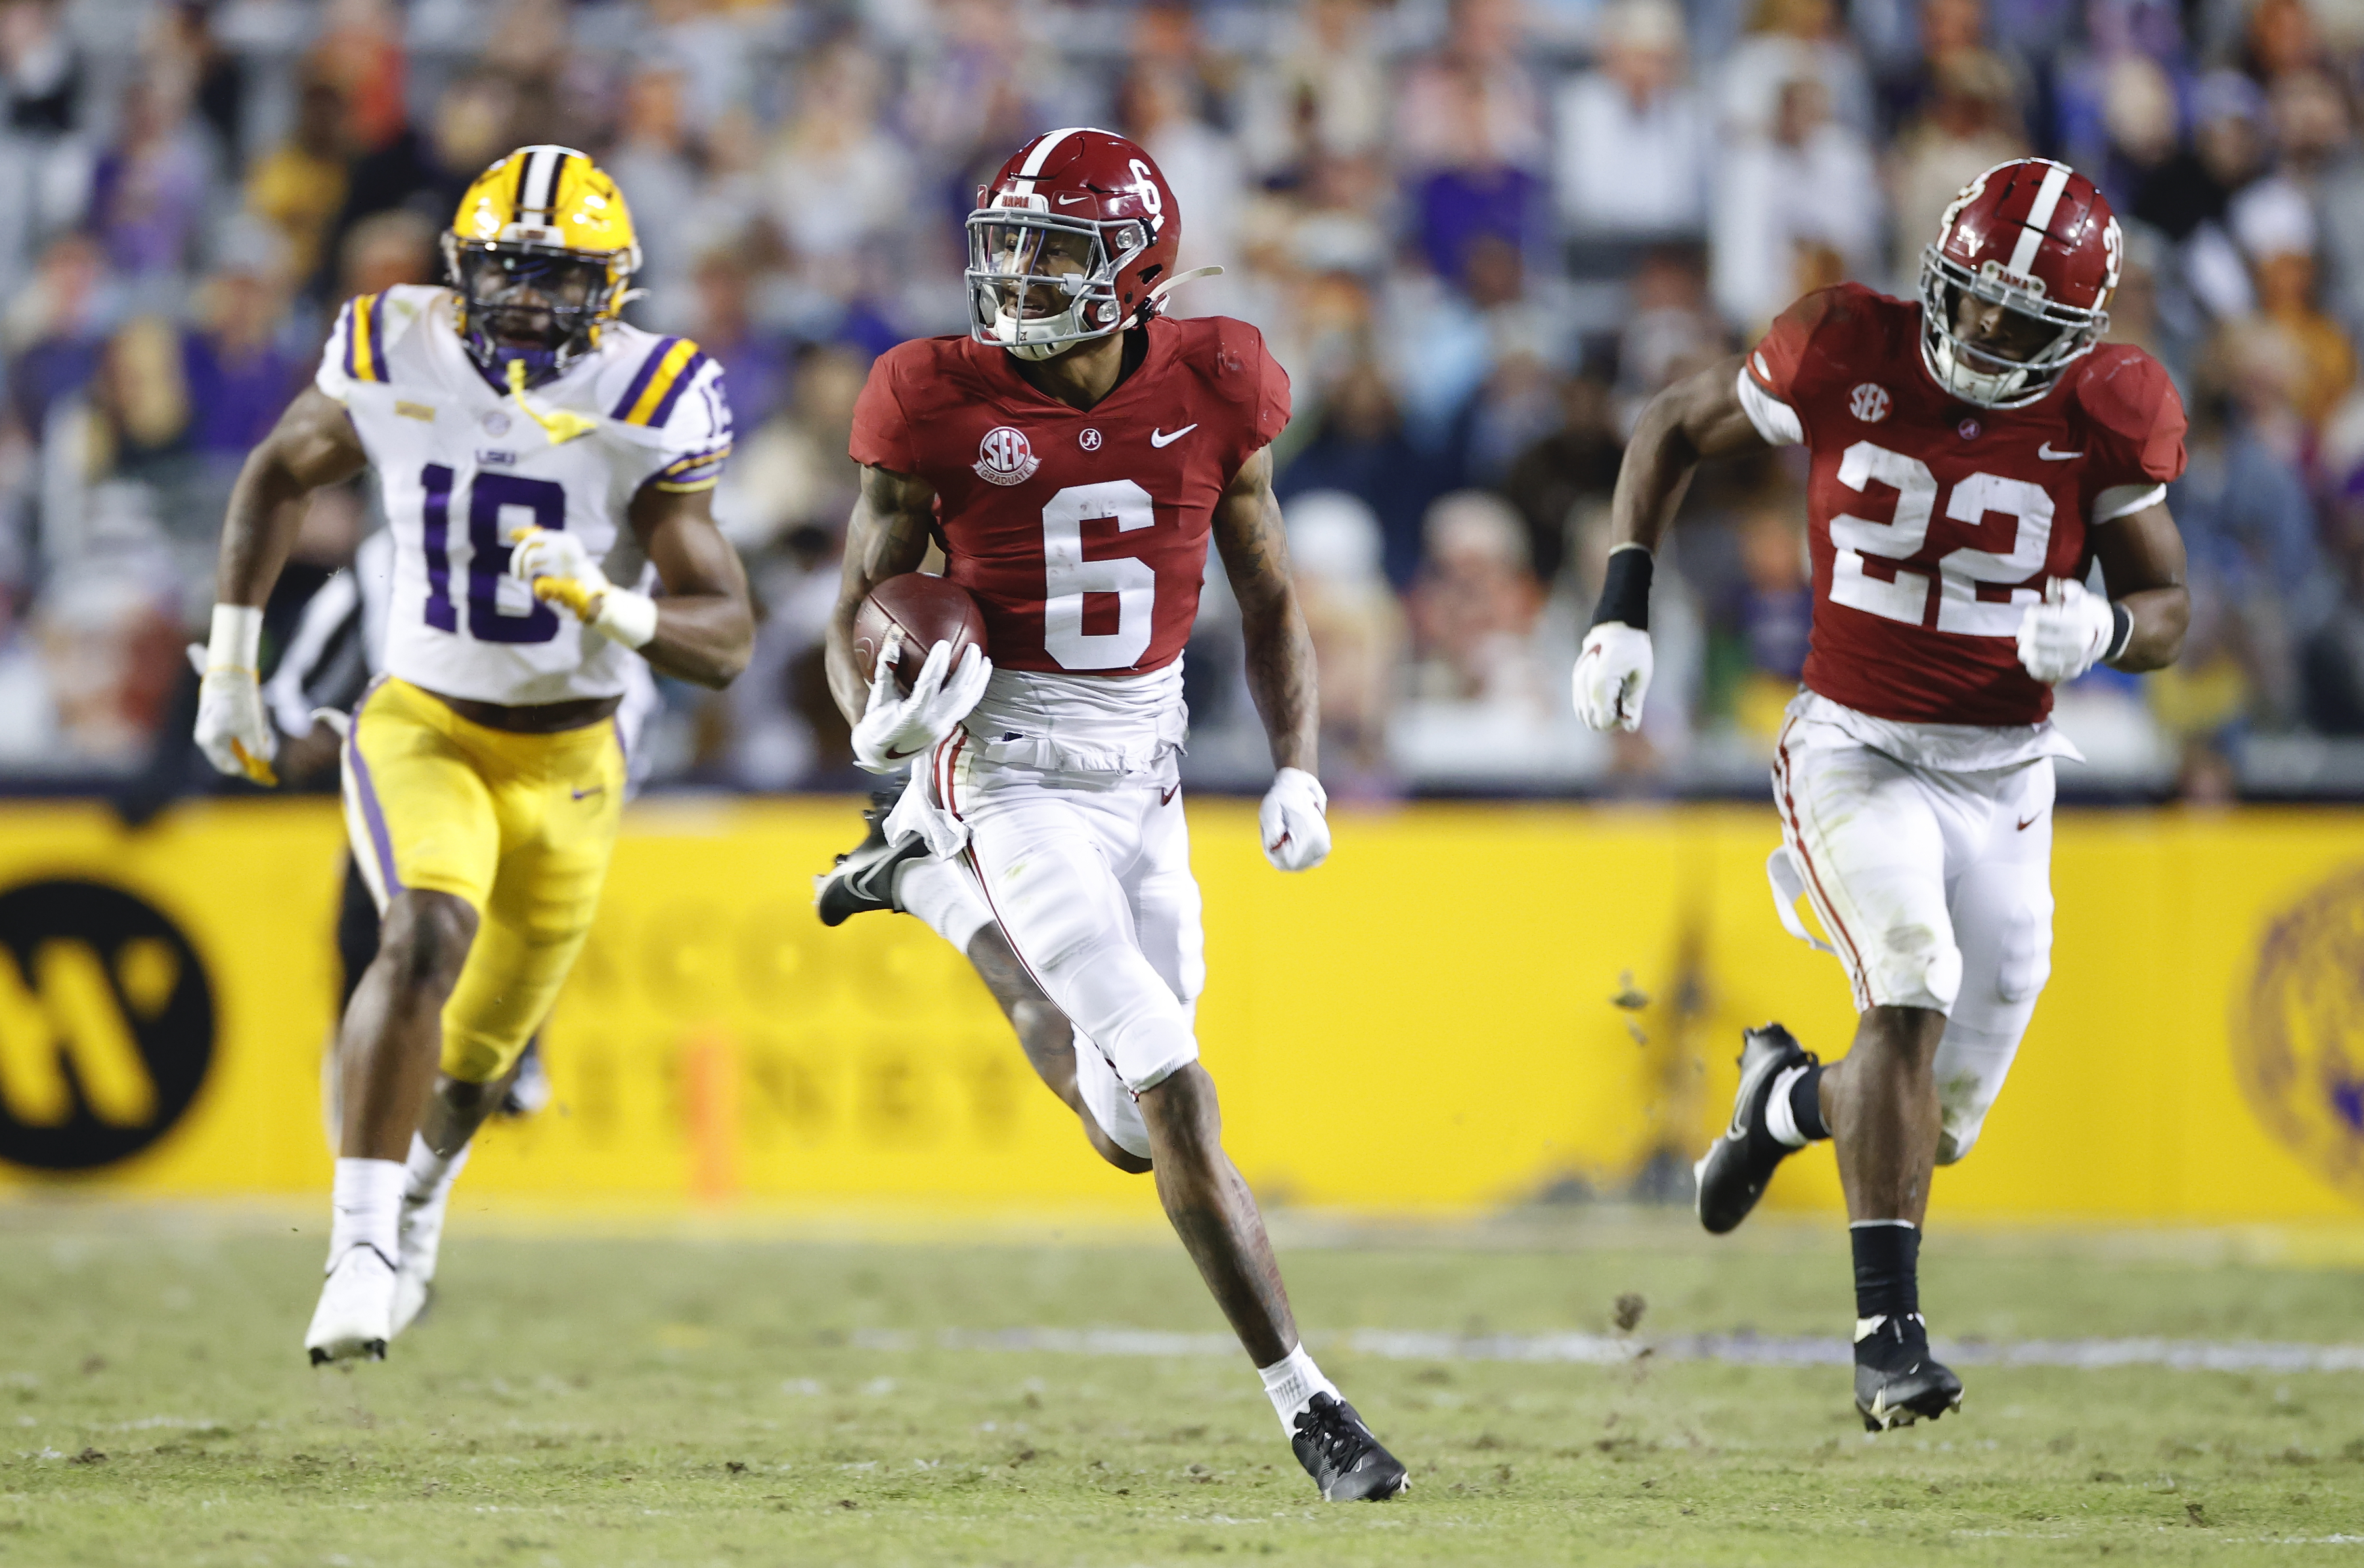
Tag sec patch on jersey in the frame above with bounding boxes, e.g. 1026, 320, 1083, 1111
846, 314, 1289, 678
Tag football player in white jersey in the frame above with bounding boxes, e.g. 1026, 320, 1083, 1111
192, 146, 754, 1363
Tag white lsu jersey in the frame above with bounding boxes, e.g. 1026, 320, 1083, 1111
316, 284, 732, 706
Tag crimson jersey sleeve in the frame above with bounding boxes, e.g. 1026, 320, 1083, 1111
1210, 321, 1291, 478
848, 339, 932, 473
1745, 284, 1890, 445
2072, 345, 2187, 507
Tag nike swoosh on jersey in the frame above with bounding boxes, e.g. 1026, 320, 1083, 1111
884, 745, 927, 760
1150, 424, 1198, 448
2037, 443, 2084, 460
1056, 193, 1089, 205
1160, 784, 1179, 806
2017, 813, 2039, 831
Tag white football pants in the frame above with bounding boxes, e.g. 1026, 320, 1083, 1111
896, 849, 1152, 1160
895, 745, 1203, 1160
1769, 711, 2055, 1165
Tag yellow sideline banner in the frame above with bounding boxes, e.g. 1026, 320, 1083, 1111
0, 797, 2360, 1221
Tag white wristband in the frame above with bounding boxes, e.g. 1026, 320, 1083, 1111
207, 603, 264, 672
592, 587, 659, 650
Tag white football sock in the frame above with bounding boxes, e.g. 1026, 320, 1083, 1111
402, 1131, 470, 1205
1257, 1343, 1340, 1433
329, 1157, 405, 1268
1765, 1063, 1814, 1148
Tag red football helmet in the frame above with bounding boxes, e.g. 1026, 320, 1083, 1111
1919, 157, 2121, 408
967, 128, 1183, 361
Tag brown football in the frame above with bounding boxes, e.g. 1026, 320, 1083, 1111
852, 573, 989, 696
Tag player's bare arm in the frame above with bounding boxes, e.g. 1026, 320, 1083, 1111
506, 483, 753, 691
1215, 445, 1331, 871
217, 387, 372, 607
1214, 446, 1317, 774
191, 387, 372, 784
2091, 502, 2189, 672
621, 480, 754, 688
824, 462, 939, 726
1605, 352, 1773, 554
1573, 354, 1773, 733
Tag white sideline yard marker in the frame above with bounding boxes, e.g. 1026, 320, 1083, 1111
850, 1327, 2364, 1374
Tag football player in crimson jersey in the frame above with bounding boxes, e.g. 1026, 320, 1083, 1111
817, 128, 1407, 1501
1575, 159, 2191, 1430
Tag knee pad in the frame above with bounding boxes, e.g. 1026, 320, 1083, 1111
1931, 1018, 2021, 1166
1868, 923, 1962, 1015
988, 842, 1114, 971
1099, 1009, 1196, 1096
1072, 1036, 1153, 1161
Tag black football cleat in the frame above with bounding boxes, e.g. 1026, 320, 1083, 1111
815, 786, 929, 927
1694, 1023, 1816, 1235
1291, 1393, 1409, 1501
1854, 1312, 1964, 1432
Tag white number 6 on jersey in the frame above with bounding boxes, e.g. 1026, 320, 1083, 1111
1042, 481, 1156, 670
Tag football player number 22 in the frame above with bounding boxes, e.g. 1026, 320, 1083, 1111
420, 466, 569, 643
1042, 480, 1156, 669
1828, 439, 2054, 637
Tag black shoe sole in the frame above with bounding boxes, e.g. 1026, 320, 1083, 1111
1856, 1368, 1965, 1431
309, 1339, 387, 1366
1326, 1465, 1410, 1501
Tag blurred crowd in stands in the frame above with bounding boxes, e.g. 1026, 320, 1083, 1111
5, 0, 2364, 800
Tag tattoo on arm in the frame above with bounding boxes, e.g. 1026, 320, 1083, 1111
825, 464, 940, 725
1213, 447, 1318, 775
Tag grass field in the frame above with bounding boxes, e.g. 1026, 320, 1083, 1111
1, 1203, 2359, 1567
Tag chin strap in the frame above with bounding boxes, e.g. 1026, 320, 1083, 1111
505, 358, 598, 445
1145, 265, 1223, 309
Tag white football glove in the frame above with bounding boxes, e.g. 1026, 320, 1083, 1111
188, 605, 277, 785
1258, 766, 1330, 871
2016, 577, 2118, 685
850, 630, 993, 774
508, 526, 657, 649
1572, 622, 1653, 732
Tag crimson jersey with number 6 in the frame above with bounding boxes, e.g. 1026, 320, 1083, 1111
1750, 283, 2186, 726
848, 315, 1290, 675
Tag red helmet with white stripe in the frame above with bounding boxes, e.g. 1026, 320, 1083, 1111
1919, 158, 2121, 408
966, 127, 1183, 362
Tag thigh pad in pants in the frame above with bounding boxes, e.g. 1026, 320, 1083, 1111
1929, 762, 2055, 1165
1772, 721, 1960, 1014
963, 779, 1198, 1095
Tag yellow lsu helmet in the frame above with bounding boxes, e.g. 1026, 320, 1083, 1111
443, 144, 642, 388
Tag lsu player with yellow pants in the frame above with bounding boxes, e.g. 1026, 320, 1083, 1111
194, 146, 753, 1362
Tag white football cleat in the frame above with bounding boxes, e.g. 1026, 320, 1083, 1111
390, 1184, 450, 1338
305, 1244, 395, 1364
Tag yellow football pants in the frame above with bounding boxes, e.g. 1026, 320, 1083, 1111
341, 676, 626, 1083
